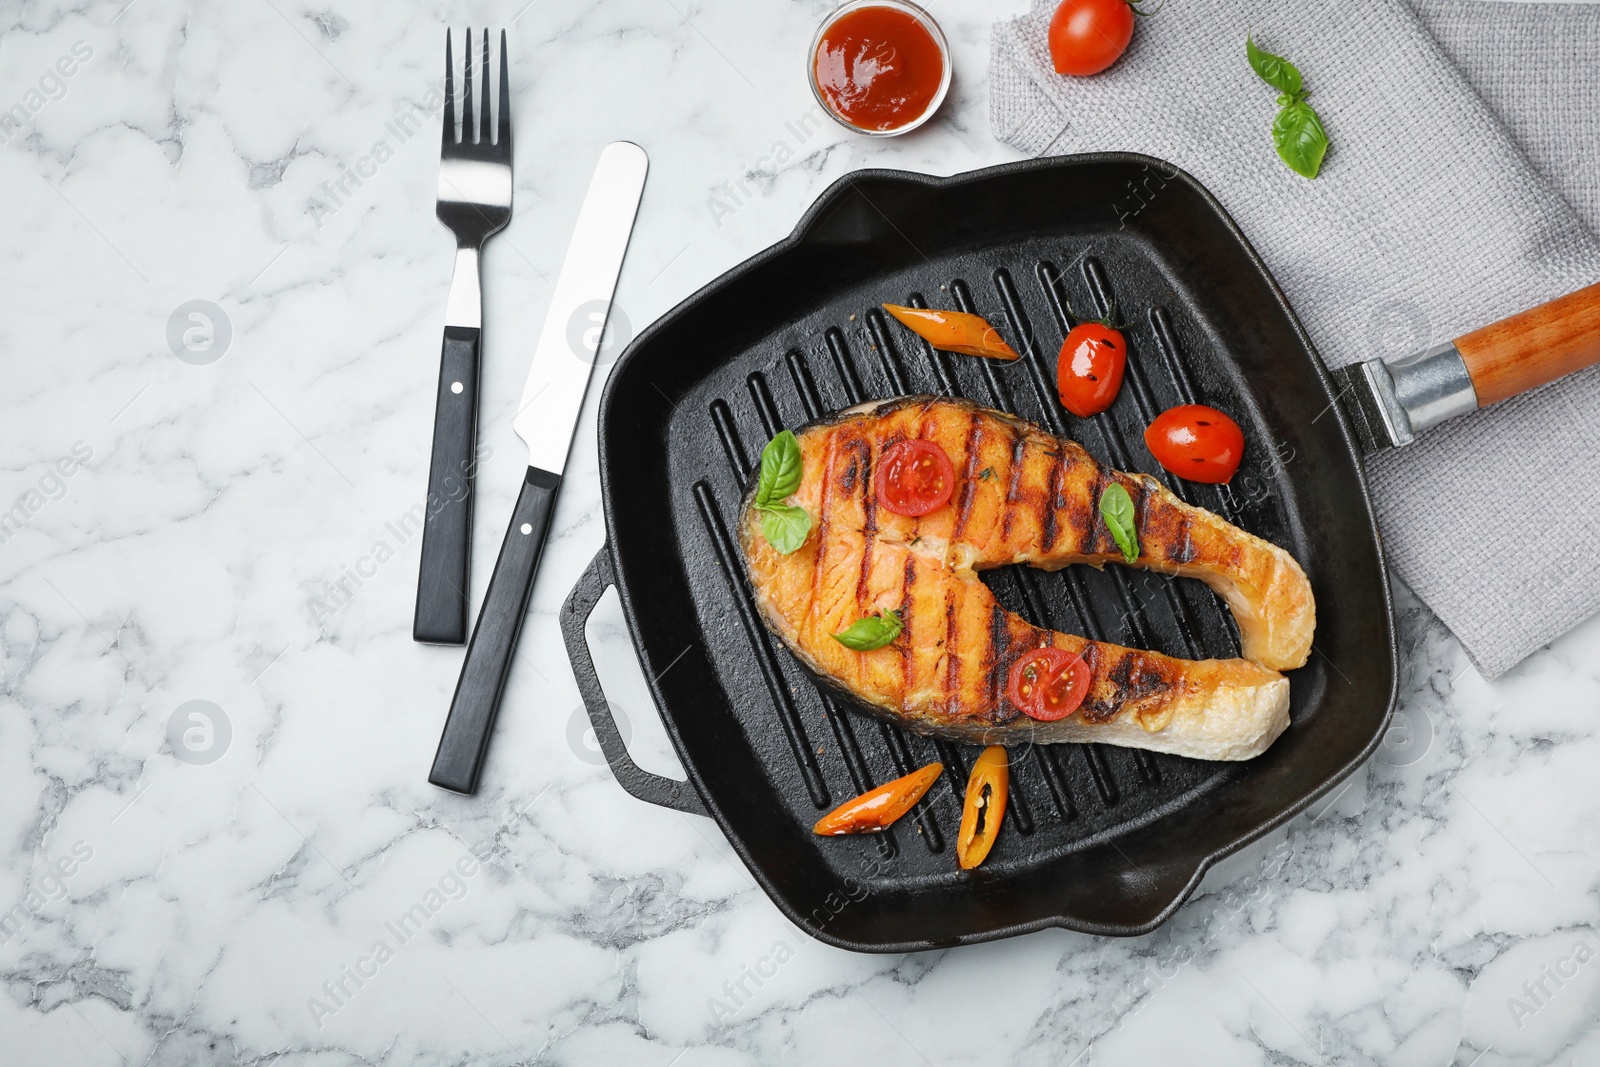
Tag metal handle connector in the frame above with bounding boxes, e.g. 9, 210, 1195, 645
1339, 342, 1478, 453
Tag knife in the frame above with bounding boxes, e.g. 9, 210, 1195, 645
1331, 281, 1600, 454
429, 140, 648, 795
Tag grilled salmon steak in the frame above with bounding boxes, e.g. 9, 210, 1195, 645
738, 396, 1316, 762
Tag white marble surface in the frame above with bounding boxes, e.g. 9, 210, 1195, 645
3, 1, 1600, 1064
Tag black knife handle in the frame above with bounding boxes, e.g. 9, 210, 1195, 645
429, 466, 561, 794
414, 326, 482, 645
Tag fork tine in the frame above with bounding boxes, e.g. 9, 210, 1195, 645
497, 30, 510, 149
442, 28, 455, 147
461, 28, 475, 144
480, 29, 492, 146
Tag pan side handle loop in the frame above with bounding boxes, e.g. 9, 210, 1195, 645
560, 545, 709, 817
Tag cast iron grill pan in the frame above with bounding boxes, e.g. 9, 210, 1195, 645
560, 154, 1396, 951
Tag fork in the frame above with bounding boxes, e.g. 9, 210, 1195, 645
415, 28, 513, 645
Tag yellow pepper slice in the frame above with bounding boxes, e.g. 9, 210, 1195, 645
956, 745, 1009, 869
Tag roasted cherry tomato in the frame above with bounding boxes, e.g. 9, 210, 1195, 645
882, 304, 1019, 361
813, 761, 944, 835
957, 746, 1008, 870
877, 439, 956, 517
1006, 647, 1091, 721
1048, 0, 1135, 77
1144, 404, 1246, 484
1056, 322, 1127, 417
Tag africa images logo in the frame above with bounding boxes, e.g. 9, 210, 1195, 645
0, 41, 93, 147
165, 700, 231, 766
166, 300, 232, 365
1505, 934, 1599, 1031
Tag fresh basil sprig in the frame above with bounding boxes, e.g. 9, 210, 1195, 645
1099, 482, 1140, 565
754, 431, 812, 554
833, 609, 903, 651
1247, 36, 1329, 179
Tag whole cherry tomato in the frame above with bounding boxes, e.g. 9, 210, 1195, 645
1057, 322, 1127, 417
1048, 0, 1135, 77
1144, 404, 1246, 484
1007, 647, 1091, 721
877, 440, 956, 517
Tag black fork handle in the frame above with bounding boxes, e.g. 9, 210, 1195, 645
559, 546, 708, 816
414, 325, 481, 644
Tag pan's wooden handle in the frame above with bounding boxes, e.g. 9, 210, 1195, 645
1455, 281, 1600, 406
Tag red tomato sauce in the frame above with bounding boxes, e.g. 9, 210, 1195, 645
813, 6, 944, 132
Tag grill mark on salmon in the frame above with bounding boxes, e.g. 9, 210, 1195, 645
1057, 452, 1094, 553
740, 396, 1315, 761
943, 584, 959, 710
1000, 426, 1026, 542
805, 429, 838, 634
850, 436, 876, 611
1086, 469, 1112, 557
1139, 481, 1195, 567
986, 602, 1009, 723
1041, 447, 1065, 551
951, 411, 983, 543
899, 553, 917, 697
1074, 641, 1118, 724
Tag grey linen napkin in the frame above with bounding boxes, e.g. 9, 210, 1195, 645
1412, 0, 1600, 236
989, 0, 1600, 677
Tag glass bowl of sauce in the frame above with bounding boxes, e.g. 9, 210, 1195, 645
809, 0, 951, 136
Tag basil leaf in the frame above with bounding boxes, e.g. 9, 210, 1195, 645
752, 431, 811, 554
832, 609, 903, 651
1098, 482, 1140, 565
760, 504, 811, 554
1272, 100, 1329, 179
1247, 36, 1301, 96
755, 430, 803, 508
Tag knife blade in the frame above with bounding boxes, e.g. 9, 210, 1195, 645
429, 140, 648, 795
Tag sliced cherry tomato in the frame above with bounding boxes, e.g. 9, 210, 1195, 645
877, 439, 956, 517
1056, 322, 1127, 417
1006, 647, 1090, 721
1144, 404, 1246, 484
1035, 653, 1091, 721
813, 761, 944, 835
1048, 0, 1135, 77
1008, 647, 1068, 713
882, 304, 1020, 361
957, 746, 1008, 870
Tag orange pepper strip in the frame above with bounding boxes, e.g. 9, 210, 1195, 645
882, 304, 1020, 361
812, 761, 944, 835
956, 746, 1009, 870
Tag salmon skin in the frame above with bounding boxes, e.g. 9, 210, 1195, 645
737, 396, 1316, 762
